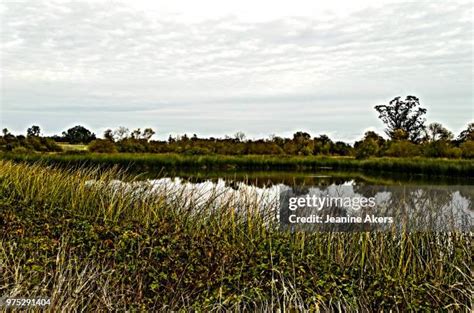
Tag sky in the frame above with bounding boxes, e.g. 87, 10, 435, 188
1, 0, 472, 141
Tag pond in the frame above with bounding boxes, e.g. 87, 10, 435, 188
118, 169, 473, 232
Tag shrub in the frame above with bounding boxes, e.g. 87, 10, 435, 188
446, 147, 462, 159
422, 141, 452, 158
355, 139, 378, 159
11, 146, 31, 154
460, 140, 474, 158
88, 139, 117, 153
386, 141, 420, 157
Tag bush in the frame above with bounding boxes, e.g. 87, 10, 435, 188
460, 140, 474, 158
355, 139, 378, 159
11, 146, 31, 154
386, 141, 420, 157
422, 141, 452, 158
88, 139, 117, 153
446, 147, 462, 159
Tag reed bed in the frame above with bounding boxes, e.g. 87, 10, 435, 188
0, 160, 472, 311
2, 152, 474, 177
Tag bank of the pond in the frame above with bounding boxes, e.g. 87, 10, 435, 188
2, 152, 473, 177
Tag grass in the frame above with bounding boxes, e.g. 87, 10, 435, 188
0, 160, 472, 310
57, 143, 89, 152
2, 152, 474, 177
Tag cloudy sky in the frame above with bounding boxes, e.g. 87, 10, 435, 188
1, 0, 472, 141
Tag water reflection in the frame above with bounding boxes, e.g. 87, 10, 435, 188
112, 170, 473, 232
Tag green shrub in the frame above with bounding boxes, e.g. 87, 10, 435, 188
11, 146, 31, 154
422, 141, 452, 158
446, 147, 462, 159
386, 141, 420, 157
460, 140, 474, 158
355, 139, 378, 159
88, 139, 117, 153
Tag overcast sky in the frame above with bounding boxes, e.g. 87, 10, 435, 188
1, 0, 472, 141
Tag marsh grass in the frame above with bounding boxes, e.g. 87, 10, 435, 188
0, 160, 472, 311
2, 152, 474, 177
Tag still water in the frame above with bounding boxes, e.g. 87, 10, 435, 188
128, 169, 473, 232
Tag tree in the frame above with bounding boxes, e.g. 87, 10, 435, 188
425, 122, 453, 142
355, 138, 378, 159
457, 123, 474, 143
62, 125, 96, 144
142, 128, 155, 141
113, 127, 129, 141
374, 96, 427, 142
313, 134, 333, 155
2, 128, 10, 136
104, 129, 114, 141
27, 125, 41, 137
131, 128, 142, 140
363, 131, 385, 145
234, 131, 246, 142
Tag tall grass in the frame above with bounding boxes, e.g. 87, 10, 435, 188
2, 152, 474, 177
0, 160, 472, 311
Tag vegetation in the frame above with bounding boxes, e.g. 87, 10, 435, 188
0, 160, 471, 310
61, 125, 97, 144
0, 128, 62, 153
1, 97, 473, 159
374, 95, 427, 142
2, 153, 473, 177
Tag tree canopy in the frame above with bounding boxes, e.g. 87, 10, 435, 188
62, 125, 96, 144
375, 96, 427, 142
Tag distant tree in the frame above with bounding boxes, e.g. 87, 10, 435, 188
375, 96, 427, 142
293, 131, 311, 141
355, 138, 379, 159
234, 131, 246, 142
27, 125, 41, 137
457, 123, 474, 143
62, 125, 96, 144
425, 122, 453, 142
131, 128, 142, 140
363, 131, 385, 145
142, 128, 155, 141
104, 129, 114, 141
113, 127, 129, 141
2, 128, 10, 136
332, 141, 353, 156
314, 134, 333, 155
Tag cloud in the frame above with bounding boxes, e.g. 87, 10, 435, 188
1, 0, 472, 140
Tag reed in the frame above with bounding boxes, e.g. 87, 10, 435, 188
0, 160, 471, 311
2, 152, 473, 177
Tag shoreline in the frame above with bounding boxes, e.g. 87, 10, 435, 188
2, 152, 473, 178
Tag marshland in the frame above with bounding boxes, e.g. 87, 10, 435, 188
1, 111, 474, 310
0, 156, 472, 310
2, 0, 473, 309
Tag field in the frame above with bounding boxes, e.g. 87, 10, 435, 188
2, 152, 474, 177
57, 143, 88, 152
0, 160, 472, 310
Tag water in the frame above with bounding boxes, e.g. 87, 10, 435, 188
127, 169, 473, 232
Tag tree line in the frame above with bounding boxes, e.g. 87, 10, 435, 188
1, 96, 473, 158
